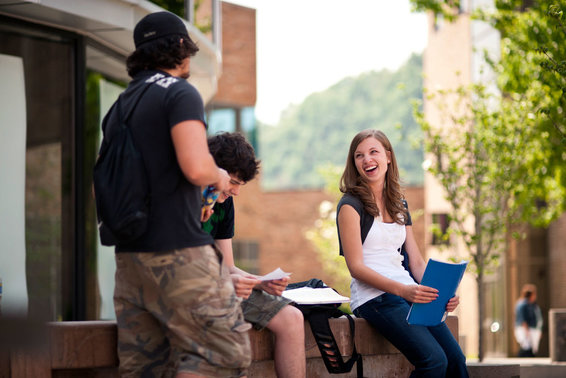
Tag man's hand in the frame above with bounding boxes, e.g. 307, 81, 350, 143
231, 273, 261, 299
201, 207, 213, 222
214, 168, 231, 193
259, 277, 289, 296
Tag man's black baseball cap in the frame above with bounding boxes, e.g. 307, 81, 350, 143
134, 11, 193, 48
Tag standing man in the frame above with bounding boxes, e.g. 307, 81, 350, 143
102, 12, 251, 377
203, 132, 306, 378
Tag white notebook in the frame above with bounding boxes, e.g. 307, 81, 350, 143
282, 287, 350, 305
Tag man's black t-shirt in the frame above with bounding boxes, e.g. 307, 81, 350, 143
101, 70, 214, 252
202, 197, 235, 240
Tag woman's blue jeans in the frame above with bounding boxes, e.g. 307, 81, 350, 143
354, 293, 469, 378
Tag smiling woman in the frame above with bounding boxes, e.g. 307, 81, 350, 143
353, 136, 391, 186
335, 129, 470, 377
340, 129, 406, 223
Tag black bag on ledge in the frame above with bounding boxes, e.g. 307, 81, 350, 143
286, 278, 364, 378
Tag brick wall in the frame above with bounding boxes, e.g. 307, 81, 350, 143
214, 2, 256, 107
233, 177, 333, 283
404, 186, 425, 257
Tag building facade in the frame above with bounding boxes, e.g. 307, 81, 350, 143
0, 0, 223, 321
423, 2, 566, 358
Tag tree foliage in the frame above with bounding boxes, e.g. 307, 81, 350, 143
410, 0, 566, 362
484, 1, 566, 224
410, 0, 462, 21
150, 0, 212, 34
304, 165, 351, 311
410, 1, 566, 226
414, 79, 544, 361
259, 54, 424, 190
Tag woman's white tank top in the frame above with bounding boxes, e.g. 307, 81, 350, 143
349, 217, 416, 311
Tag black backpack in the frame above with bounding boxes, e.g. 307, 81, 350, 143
287, 279, 364, 378
93, 82, 153, 246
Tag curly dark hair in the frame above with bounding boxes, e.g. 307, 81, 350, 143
208, 132, 260, 183
126, 35, 199, 78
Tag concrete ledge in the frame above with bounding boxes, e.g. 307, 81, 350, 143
1, 316, 459, 377
49, 321, 119, 369
250, 316, 457, 377
467, 363, 520, 378
520, 363, 566, 378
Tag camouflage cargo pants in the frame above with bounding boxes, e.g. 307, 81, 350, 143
114, 245, 251, 377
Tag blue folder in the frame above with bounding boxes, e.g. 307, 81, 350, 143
406, 259, 468, 326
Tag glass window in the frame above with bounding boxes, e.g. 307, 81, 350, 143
0, 21, 75, 320
207, 108, 236, 134
0, 53, 28, 316
95, 77, 125, 320
206, 106, 258, 151
240, 107, 256, 133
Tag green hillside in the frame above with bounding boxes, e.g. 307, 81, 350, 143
258, 53, 424, 190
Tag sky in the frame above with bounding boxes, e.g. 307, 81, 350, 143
225, 0, 428, 125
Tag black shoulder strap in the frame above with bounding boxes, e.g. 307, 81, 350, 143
117, 80, 155, 128
285, 279, 363, 376
306, 308, 363, 377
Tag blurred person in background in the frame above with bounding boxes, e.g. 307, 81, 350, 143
514, 283, 543, 357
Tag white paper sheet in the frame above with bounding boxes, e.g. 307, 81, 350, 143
258, 267, 291, 281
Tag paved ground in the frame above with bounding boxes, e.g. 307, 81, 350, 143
479, 357, 553, 364
467, 357, 566, 378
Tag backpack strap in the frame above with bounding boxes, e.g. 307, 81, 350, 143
117, 80, 155, 128
101, 80, 155, 151
306, 308, 363, 377
285, 279, 363, 376
112, 79, 156, 189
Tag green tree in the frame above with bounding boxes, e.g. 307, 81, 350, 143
410, 0, 566, 225
414, 82, 542, 361
304, 164, 352, 312
259, 54, 424, 190
410, 0, 566, 361
150, 0, 212, 34
484, 1, 566, 224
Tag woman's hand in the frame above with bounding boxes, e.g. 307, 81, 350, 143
259, 277, 289, 296
401, 284, 438, 303
231, 274, 261, 299
446, 295, 460, 312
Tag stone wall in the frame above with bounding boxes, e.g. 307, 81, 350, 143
214, 1, 257, 107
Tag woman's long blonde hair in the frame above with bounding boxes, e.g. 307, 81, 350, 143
339, 129, 406, 225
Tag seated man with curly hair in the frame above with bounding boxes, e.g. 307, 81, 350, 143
202, 132, 306, 378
